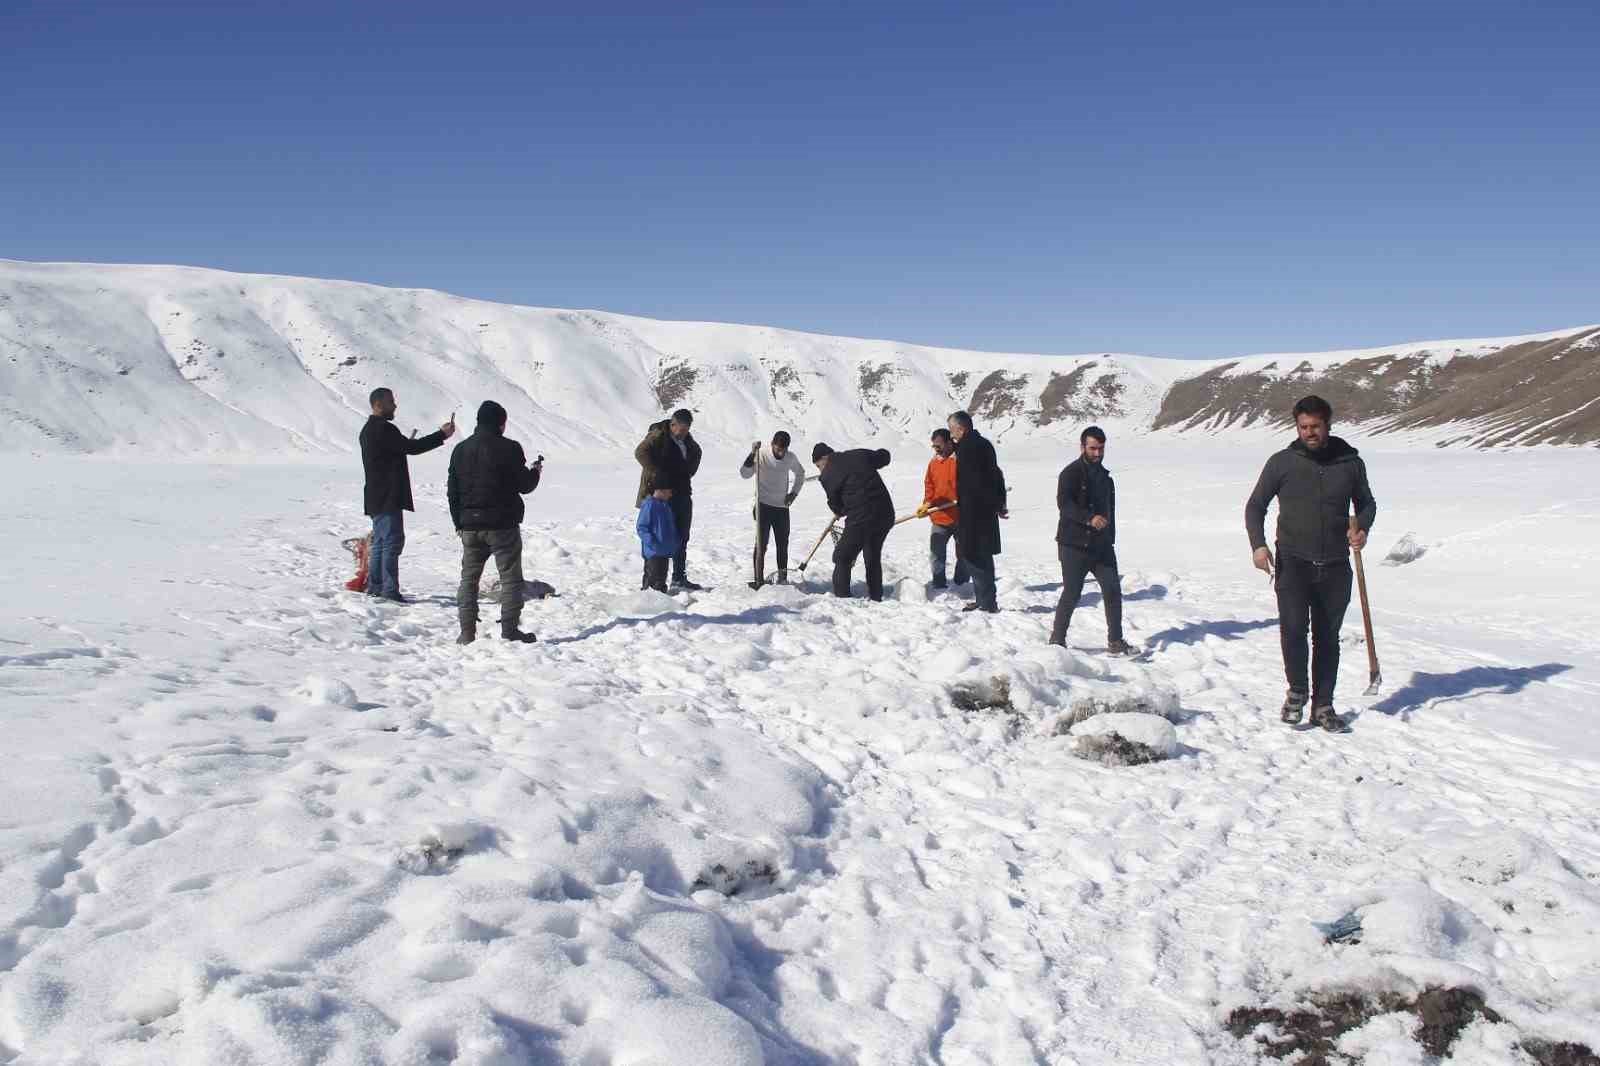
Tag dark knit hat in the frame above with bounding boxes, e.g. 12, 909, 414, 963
811, 442, 833, 463
476, 400, 507, 426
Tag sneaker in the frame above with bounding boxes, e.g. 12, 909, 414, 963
961, 602, 982, 612
1280, 689, 1308, 724
671, 578, 705, 592
501, 626, 537, 644
456, 624, 476, 646
1106, 639, 1137, 656
1310, 704, 1343, 732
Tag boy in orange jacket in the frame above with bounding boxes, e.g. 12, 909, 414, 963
918, 428, 968, 588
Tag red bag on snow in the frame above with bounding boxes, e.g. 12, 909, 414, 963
342, 535, 370, 592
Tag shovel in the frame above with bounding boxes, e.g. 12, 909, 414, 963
891, 502, 956, 527
1350, 516, 1382, 695
796, 517, 839, 574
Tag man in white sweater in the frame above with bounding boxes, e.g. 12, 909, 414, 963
740, 430, 808, 584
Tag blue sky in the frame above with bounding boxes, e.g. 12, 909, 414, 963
4, 0, 1596, 357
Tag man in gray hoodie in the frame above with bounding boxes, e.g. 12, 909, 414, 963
1246, 395, 1377, 730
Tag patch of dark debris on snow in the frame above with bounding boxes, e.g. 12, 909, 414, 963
1225, 986, 1598, 1065
948, 676, 1013, 713
1071, 732, 1167, 767
692, 859, 778, 897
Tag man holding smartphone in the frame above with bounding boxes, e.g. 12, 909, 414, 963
447, 400, 543, 645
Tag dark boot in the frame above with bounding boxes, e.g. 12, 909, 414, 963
1106, 639, 1136, 656
1311, 704, 1344, 732
777, 569, 787, 585
1281, 689, 1308, 724
501, 623, 537, 644
456, 619, 476, 645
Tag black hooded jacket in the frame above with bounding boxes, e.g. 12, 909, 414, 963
820, 448, 894, 527
1246, 436, 1377, 564
447, 416, 540, 531
360, 416, 447, 515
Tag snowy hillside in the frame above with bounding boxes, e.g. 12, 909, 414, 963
5, 259, 1594, 456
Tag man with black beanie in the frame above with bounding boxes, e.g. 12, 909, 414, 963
813, 442, 895, 601
448, 400, 542, 645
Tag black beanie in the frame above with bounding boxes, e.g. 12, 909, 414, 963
811, 442, 833, 463
476, 400, 507, 427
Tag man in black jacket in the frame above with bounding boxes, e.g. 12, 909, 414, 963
1049, 426, 1133, 654
813, 443, 895, 600
634, 409, 704, 590
448, 401, 542, 644
1246, 395, 1377, 729
359, 387, 455, 602
948, 411, 1007, 613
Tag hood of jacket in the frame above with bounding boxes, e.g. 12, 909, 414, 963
1288, 435, 1358, 464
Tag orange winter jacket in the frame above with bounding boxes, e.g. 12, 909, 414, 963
924, 455, 960, 526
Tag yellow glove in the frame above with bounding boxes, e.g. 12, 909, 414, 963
916, 504, 929, 517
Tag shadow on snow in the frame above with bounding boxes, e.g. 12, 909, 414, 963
1139, 617, 1278, 651
1371, 663, 1573, 717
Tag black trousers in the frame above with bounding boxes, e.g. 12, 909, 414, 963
832, 518, 892, 600
669, 493, 693, 582
755, 503, 791, 577
1049, 545, 1123, 645
1275, 554, 1353, 706
643, 555, 670, 593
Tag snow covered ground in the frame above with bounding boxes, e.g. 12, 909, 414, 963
2, 436, 1598, 1065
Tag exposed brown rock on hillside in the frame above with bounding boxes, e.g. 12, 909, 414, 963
1153, 328, 1600, 445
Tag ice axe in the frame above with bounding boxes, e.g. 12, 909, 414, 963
796, 516, 839, 574
1350, 515, 1382, 695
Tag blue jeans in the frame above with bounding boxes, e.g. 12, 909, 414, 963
369, 511, 405, 597
929, 525, 969, 587
962, 554, 997, 611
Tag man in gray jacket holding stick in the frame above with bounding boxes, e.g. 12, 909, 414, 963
740, 430, 807, 585
1246, 395, 1377, 730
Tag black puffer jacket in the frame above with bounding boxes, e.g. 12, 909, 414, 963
1246, 436, 1377, 564
1056, 457, 1115, 550
820, 448, 894, 527
954, 430, 1007, 560
360, 416, 446, 515
447, 421, 541, 530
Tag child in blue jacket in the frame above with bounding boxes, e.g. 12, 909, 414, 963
636, 479, 681, 592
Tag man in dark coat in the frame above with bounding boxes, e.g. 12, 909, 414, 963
1049, 426, 1133, 654
634, 408, 704, 589
947, 411, 1007, 613
1246, 395, 1377, 730
813, 443, 895, 601
447, 400, 541, 645
359, 387, 455, 602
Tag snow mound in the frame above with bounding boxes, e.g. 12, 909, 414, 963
1071, 712, 1178, 765
295, 674, 358, 707
1057, 683, 1181, 730
1383, 532, 1429, 566
605, 589, 687, 616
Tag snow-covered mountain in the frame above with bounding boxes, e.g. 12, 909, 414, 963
2, 259, 1595, 454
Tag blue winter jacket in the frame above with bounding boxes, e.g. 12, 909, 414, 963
636, 497, 681, 559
